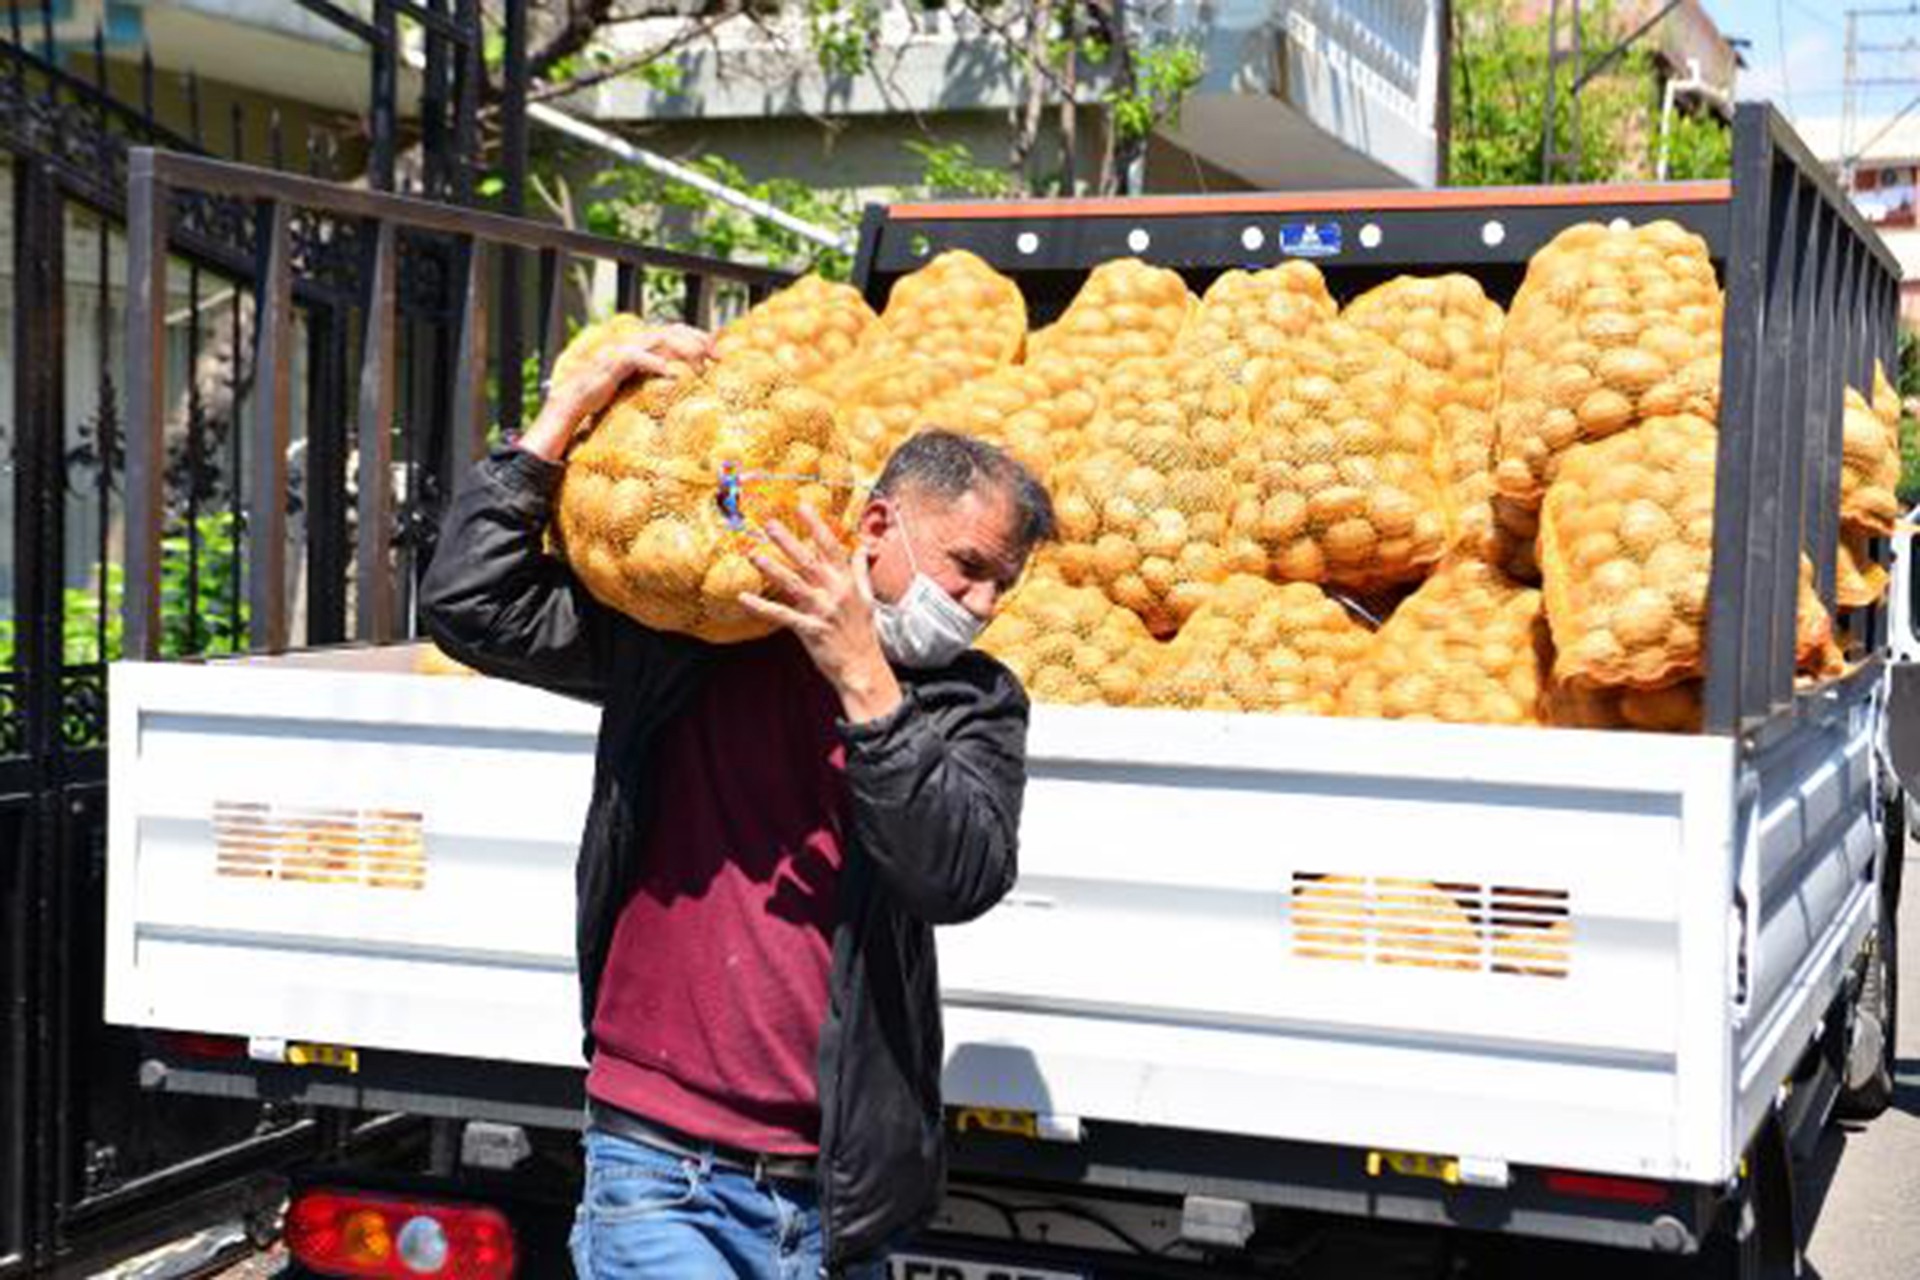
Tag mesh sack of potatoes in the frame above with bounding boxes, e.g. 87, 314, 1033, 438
1027, 258, 1194, 388
1338, 557, 1549, 726
1133, 574, 1372, 714
711, 275, 877, 386
1344, 274, 1510, 571
1543, 413, 1841, 689
1494, 221, 1722, 508
1546, 680, 1705, 733
918, 357, 1101, 488
553, 349, 855, 643
1244, 321, 1454, 588
548, 313, 655, 386
1049, 355, 1267, 635
833, 249, 1025, 386
1839, 366, 1902, 536
1175, 262, 1338, 388
976, 577, 1160, 707
1836, 528, 1889, 609
1539, 412, 1717, 687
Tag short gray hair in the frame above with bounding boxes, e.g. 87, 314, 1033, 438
872, 430, 1057, 553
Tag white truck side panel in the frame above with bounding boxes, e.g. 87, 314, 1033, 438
104, 650, 1876, 1187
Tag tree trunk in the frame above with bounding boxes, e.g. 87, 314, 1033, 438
1058, 2, 1079, 194
1012, 0, 1050, 194
1096, 0, 1138, 195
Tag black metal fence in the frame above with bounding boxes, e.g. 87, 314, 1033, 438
0, 3, 523, 1272
120, 148, 788, 657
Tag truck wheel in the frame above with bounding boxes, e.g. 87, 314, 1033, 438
1837, 822, 1901, 1119
1696, 1121, 1800, 1280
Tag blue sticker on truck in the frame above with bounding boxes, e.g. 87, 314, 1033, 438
1280, 221, 1342, 258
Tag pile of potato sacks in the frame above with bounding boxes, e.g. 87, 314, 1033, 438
515, 230, 1888, 733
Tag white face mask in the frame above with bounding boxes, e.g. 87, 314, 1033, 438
868, 506, 986, 670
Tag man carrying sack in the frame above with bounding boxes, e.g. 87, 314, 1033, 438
421, 322, 1055, 1278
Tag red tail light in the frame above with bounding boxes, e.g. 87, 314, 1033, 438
286, 1189, 516, 1279
154, 1031, 247, 1060
1542, 1170, 1671, 1206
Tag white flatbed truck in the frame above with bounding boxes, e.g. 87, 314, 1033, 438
104, 105, 1911, 1279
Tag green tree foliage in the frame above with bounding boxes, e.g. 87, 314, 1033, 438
1897, 327, 1920, 509
0, 512, 249, 669
1450, 0, 1729, 185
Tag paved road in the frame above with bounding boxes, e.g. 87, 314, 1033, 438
1799, 841, 1920, 1280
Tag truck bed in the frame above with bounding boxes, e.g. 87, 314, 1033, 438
105, 647, 1883, 1188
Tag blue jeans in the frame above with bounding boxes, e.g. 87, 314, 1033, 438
570, 1127, 889, 1280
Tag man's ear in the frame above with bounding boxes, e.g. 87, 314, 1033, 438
857, 496, 894, 544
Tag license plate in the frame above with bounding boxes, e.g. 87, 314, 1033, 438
887, 1253, 1088, 1280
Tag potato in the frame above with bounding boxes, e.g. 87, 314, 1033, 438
1495, 221, 1722, 507
1339, 557, 1549, 726
554, 345, 856, 643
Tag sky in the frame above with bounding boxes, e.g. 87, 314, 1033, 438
1704, 0, 1920, 130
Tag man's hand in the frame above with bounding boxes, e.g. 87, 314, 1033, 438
741, 507, 905, 724
516, 324, 713, 463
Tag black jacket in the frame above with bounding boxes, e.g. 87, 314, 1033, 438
418, 448, 1030, 1266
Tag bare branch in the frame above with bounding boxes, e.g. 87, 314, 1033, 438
529, 11, 729, 102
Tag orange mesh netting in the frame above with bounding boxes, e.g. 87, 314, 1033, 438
837, 357, 983, 478
1175, 262, 1337, 388
1539, 413, 1716, 687
1545, 680, 1705, 733
977, 577, 1160, 707
918, 358, 1100, 488
1132, 575, 1372, 714
712, 275, 877, 386
827, 250, 1028, 475
1836, 528, 1889, 609
1494, 221, 1722, 508
1339, 557, 1549, 726
553, 348, 856, 644
1244, 321, 1453, 589
1839, 364, 1902, 537
1028, 258, 1193, 388
835, 248, 1025, 380
1050, 355, 1265, 636
1346, 274, 1503, 492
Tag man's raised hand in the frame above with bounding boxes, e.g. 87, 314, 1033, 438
517, 324, 713, 463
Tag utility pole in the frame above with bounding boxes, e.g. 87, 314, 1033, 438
1840, 5, 1920, 186
1844, 9, 1860, 183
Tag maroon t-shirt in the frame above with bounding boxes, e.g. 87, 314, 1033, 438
586, 634, 849, 1155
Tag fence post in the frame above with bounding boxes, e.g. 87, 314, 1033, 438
123, 149, 169, 661
249, 199, 294, 653
357, 221, 398, 643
